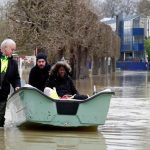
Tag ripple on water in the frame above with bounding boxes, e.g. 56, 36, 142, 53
2, 71, 150, 150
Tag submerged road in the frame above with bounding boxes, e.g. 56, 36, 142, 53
0, 71, 150, 150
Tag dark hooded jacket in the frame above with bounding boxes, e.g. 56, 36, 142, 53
45, 61, 78, 97
29, 64, 51, 91
0, 52, 21, 101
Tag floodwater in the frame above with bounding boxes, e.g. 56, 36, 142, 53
1, 71, 150, 150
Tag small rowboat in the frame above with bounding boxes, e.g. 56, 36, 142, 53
6, 87, 114, 127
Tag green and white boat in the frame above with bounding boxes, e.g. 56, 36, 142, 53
6, 87, 114, 128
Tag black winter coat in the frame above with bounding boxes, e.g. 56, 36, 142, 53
29, 64, 51, 91
45, 75, 79, 97
0, 52, 21, 101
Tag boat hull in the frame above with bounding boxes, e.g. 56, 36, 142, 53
6, 87, 114, 127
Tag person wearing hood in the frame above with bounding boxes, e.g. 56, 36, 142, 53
45, 61, 88, 100
0, 38, 21, 127
28, 52, 51, 91
45, 61, 78, 97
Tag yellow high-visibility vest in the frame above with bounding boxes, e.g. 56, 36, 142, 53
1, 56, 8, 73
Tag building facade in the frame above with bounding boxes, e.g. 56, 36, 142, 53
102, 15, 150, 70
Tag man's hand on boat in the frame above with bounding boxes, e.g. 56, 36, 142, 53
15, 87, 20, 91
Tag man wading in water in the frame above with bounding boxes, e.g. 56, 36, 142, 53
0, 39, 21, 127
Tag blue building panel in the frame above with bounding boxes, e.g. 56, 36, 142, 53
120, 45, 124, 52
132, 43, 144, 51
102, 15, 147, 71
116, 62, 148, 70
121, 44, 131, 52
132, 28, 144, 36
121, 43, 144, 52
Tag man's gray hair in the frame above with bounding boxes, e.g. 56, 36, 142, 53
1, 39, 16, 49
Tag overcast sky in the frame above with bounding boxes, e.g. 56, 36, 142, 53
0, 0, 6, 3
0, 0, 11, 5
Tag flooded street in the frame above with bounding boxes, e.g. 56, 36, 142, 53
1, 71, 150, 150
100, 71, 150, 150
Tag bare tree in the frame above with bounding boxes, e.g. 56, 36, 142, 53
137, 0, 150, 16
100, 0, 137, 18
0, 4, 11, 42
6, 0, 120, 78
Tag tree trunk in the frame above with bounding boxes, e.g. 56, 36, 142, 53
75, 46, 81, 79
70, 52, 76, 79
112, 57, 116, 72
79, 47, 89, 79
100, 57, 106, 74
92, 54, 100, 75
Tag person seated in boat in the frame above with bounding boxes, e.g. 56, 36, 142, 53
45, 61, 88, 100
29, 52, 51, 91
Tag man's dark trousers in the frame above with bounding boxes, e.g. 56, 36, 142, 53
0, 99, 7, 127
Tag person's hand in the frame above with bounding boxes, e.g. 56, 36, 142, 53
15, 87, 20, 91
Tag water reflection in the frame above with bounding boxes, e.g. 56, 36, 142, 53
4, 128, 106, 150
117, 71, 148, 98
0, 129, 5, 150
76, 71, 150, 150
76, 71, 149, 98
2, 71, 150, 150
102, 97, 150, 150
100, 71, 150, 150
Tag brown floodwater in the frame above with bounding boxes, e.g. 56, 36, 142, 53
1, 71, 150, 150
